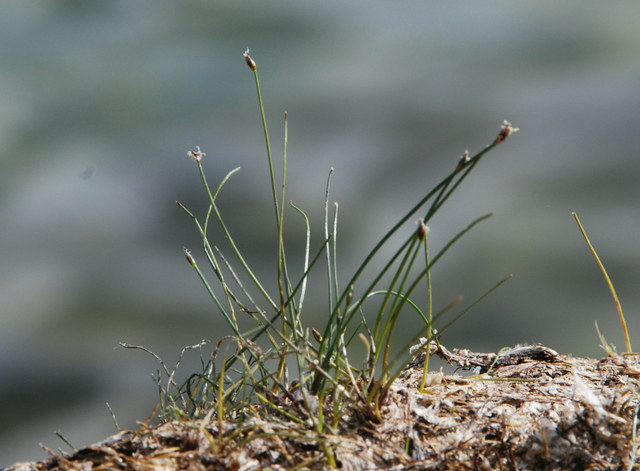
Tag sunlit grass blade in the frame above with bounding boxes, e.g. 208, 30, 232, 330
572, 212, 631, 353
323, 168, 340, 312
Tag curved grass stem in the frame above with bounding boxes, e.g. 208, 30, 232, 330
572, 212, 632, 353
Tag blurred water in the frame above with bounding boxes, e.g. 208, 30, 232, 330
2, 2, 640, 465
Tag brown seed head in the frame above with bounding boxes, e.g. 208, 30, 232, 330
493, 120, 519, 145
455, 150, 470, 172
243, 47, 256, 71
417, 218, 429, 241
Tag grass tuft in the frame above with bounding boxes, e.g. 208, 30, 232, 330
141, 50, 518, 466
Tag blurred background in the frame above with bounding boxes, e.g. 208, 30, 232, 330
2, 1, 640, 465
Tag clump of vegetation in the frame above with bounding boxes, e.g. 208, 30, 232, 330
125, 50, 517, 467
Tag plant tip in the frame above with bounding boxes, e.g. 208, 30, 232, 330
188, 146, 205, 163
417, 218, 429, 240
183, 246, 196, 267
243, 47, 256, 71
493, 120, 519, 145
455, 150, 470, 172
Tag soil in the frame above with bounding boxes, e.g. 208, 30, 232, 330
7, 343, 640, 470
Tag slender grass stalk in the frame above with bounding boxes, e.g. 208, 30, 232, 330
323, 168, 340, 314
105, 403, 120, 431
419, 220, 433, 391
275, 112, 289, 384
289, 201, 312, 316
244, 49, 280, 226
572, 212, 632, 353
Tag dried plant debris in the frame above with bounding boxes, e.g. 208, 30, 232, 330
9, 345, 640, 471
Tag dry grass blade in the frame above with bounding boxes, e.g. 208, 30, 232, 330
572, 212, 632, 354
